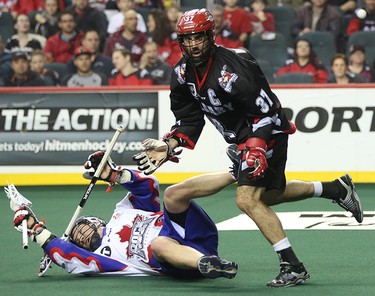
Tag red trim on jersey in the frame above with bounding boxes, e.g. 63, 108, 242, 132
174, 132, 196, 149
194, 56, 214, 90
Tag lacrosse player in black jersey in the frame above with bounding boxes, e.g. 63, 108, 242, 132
133, 8, 363, 288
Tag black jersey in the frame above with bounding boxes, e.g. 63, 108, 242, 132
169, 45, 294, 149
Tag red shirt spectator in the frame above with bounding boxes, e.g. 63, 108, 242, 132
147, 8, 182, 67
215, 26, 243, 48
155, 32, 181, 67
277, 61, 328, 83
276, 38, 328, 83
44, 31, 83, 63
43, 11, 83, 63
346, 0, 375, 35
213, 4, 243, 48
109, 47, 153, 85
224, 3, 252, 43
109, 71, 153, 85
248, 0, 275, 36
11, 0, 64, 16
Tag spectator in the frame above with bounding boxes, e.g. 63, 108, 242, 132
291, 0, 343, 51
109, 48, 153, 85
223, 0, 252, 45
0, 0, 15, 13
30, 49, 60, 85
44, 11, 83, 63
213, 4, 243, 48
66, 29, 113, 77
104, 9, 147, 64
165, 2, 183, 30
248, 0, 275, 37
30, 0, 60, 39
347, 0, 375, 35
107, 0, 147, 34
0, 35, 12, 81
147, 8, 181, 67
327, 0, 356, 17
10, 0, 65, 16
329, 52, 366, 83
133, 0, 164, 8
276, 38, 328, 83
139, 41, 172, 85
61, 46, 109, 86
0, 1, 13, 12
348, 44, 372, 81
5, 14, 46, 55
2, 51, 46, 86
66, 0, 108, 48
10, 0, 44, 17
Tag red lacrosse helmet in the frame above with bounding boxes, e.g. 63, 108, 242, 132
177, 8, 216, 66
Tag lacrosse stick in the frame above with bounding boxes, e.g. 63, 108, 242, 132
4, 184, 33, 249
38, 125, 125, 276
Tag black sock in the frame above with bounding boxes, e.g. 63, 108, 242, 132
165, 208, 188, 228
322, 179, 344, 201
277, 247, 300, 266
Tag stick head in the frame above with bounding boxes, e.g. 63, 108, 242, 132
116, 125, 125, 132
4, 184, 32, 211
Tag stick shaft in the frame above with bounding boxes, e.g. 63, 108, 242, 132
22, 220, 28, 249
62, 125, 124, 240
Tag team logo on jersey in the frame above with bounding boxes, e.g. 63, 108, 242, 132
116, 215, 154, 261
218, 65, 238, 93
175, 63, 186, 84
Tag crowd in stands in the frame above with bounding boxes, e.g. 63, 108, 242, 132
0, 0, 374, 87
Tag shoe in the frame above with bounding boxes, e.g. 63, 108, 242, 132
198, 255, 238, 279
267, 262, 310, 288
334, 174, 363, 223
226, 144, 241, 180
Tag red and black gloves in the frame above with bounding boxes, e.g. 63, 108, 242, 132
244, 138, 268, 180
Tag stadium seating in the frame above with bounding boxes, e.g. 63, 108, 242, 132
265, 6, 296, 48
257, 59, 275, 83
347, 31, 375, 66
44, 63, 68, 81
274, 72, 313, 84
299, 31, 336, 69
0, 12, 15, 42
249, 32, 288, 70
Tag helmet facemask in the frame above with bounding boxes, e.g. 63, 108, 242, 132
70, 216, 106, 251
178, 31, 215, 66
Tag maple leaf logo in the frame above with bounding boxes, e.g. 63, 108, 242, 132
116, 225, 132, 243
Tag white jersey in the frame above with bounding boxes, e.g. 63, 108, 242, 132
45, 171, 165, 276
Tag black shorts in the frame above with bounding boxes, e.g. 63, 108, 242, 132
237, 134, 288, 191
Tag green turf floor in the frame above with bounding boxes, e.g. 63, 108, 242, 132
1, 183, 374, 296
